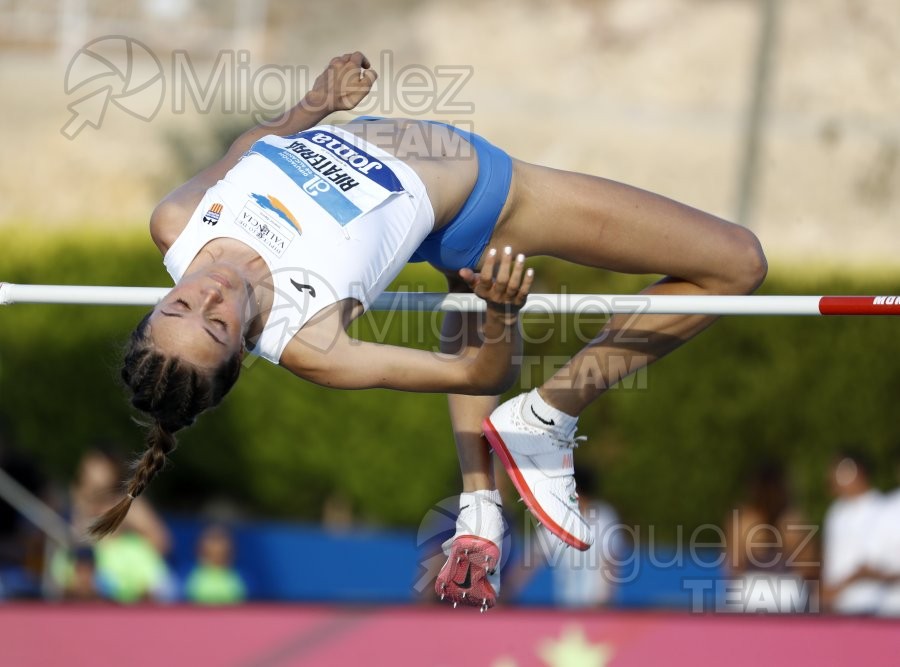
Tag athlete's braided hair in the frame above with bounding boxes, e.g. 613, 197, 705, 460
89, 312, 241, 539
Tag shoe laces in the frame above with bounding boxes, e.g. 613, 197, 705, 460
551, 428, 587, 450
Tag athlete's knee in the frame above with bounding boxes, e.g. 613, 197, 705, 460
719, 226, 768, 295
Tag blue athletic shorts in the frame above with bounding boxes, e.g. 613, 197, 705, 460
354, 116, 513, 272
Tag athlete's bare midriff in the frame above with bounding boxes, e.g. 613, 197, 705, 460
338, 118, 480, 231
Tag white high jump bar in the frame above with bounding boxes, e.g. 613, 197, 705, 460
2, 282, 900, 315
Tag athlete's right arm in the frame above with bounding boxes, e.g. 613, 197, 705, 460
283, 249, 534, 394
149, 52, 377, 251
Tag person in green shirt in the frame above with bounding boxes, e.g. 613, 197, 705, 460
185, 525, 246, 605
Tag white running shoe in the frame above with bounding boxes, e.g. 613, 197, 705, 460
435, 492, 506, 612
483, 393, 593, 551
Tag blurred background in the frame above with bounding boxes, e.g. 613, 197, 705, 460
1, 0, 900, 664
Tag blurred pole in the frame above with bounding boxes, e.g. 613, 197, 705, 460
735, 0, 780, 228
234, 0, 269, 60
0, 467, 72, 548
58, 0, 88, 65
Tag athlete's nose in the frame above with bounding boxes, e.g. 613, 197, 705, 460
200, 287, 224, 307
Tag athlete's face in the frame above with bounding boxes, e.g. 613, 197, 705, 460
147, 265, 249, 367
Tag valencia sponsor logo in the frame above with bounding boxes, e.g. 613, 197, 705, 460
235, 197, 298, 258
250, 193, 301, 233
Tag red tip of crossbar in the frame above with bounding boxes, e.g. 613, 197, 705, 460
818, 296, 900, 315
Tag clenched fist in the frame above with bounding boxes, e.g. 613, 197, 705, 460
303, 51, 377, 114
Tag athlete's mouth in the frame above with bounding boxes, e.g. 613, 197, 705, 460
209, 273, 233, 289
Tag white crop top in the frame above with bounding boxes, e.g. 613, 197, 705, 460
164, 125, 435, 364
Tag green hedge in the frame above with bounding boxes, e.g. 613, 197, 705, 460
2, 229, 899, 539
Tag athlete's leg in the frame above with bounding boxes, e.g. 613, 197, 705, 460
435, 273, 508, 610
482, 160, 766, 549
440, 272, 501, 491
490, 160, 767, 411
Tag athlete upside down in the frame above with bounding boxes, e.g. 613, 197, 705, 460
91, 52, 766, 611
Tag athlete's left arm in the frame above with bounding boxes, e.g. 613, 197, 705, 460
284, 250, 534, 394
150, 52, 376, 247
211, 52, 375, 177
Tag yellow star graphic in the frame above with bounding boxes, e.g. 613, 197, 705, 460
538, 625, 614, 667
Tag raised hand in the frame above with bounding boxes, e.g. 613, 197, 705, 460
304, 51, 378, 114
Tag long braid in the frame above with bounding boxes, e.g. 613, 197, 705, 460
89, 311, 241, 540
88, 421, 177, 538
127, 421, 176, 499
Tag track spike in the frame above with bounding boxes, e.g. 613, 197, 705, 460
440, 593, 445, 601
453, 601, 458, 609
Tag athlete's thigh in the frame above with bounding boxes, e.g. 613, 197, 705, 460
490, 159, 751, 280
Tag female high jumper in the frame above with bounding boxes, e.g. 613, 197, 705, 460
91, 52, 767, 612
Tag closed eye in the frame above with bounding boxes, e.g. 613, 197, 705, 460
167, 298, 226, 334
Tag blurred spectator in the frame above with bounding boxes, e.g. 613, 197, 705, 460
724, 461, 818, 613
53, 547, 101, 601
51, 447, 176, 603
821, 450, 884, 614
69, 448, 171, 554
321, 493, 355, 533
184, 525, 246, 605
509, 468, 624, 608
866, 458, 900, 617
